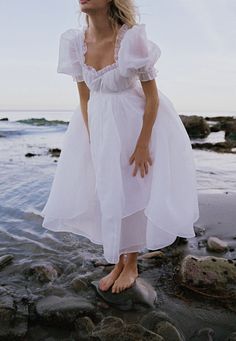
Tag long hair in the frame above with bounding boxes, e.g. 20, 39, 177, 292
79, 0, 140, 30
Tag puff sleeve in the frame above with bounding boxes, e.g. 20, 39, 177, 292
57, 29, 84, 82
118, 24, 161, 81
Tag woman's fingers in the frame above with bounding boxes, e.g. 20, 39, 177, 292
132, 163, 139, 176
144, 162, 149, 174
147, 156, 152, 166
129, 153, 135, 165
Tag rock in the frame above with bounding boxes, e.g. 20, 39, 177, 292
25, 262, 59, 283
91, 277, 157, 311
225, 119, 236, 142
36, 295, 95, 325
194, 225, 206, 237
0, 293, 28, 340
138, 251, 165, 259
91, 316, 164, 341
0, 293, 15, 321
140, 311, 185, 341
154, 321, 185, 341
25, 152, 41, 157
16, 118, 68, 126
207, 236, 228, 252
48, 148, 61, 157
227, 332, 236, 340
210, 121, 221, 132
180, 115, 210, 138
190, 327, 215, 341
0, 117, 8, 121
191, 141, 236, 153
180, 254, 236, 290
0, 254, 14, 269
74, 316, 95, 340
71, 276, 88, 291
198, 239, 207, 248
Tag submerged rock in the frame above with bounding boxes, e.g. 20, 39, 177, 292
91, 277, 157, 310
140, 311, 185, 341
0, 292, 28, 340
91, 316, 164, 341
0, 254, 14, 269
25, 262, 59, 283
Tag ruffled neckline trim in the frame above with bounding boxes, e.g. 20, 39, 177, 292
81, 23, 129, 76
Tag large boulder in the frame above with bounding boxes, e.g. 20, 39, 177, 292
179, 255, 236, 292
180, 115, 210, 138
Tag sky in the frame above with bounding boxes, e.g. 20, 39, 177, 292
0, 0, 235, 112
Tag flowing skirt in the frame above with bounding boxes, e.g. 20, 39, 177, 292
40, 88, 199, 263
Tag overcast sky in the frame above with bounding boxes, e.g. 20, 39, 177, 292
0, 0, 235, 112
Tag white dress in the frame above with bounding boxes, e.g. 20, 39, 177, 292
40, 23, 200, 264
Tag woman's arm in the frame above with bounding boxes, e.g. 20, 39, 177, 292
136, 79, 159, 148
77, 81, 90, 141
129, 79, 159, 177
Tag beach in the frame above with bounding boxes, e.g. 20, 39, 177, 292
0, 110, 236, 340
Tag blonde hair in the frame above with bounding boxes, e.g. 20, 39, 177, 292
78, 0, 140, 30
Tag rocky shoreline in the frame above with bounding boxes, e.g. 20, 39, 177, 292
1, 114, 236, 154
0, 191, 236, 340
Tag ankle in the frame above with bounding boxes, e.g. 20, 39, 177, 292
124, 260, 138, 271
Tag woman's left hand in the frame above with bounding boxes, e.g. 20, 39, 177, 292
129, 144, 153, 178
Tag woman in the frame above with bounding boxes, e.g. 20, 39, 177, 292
40, 0, 199, 294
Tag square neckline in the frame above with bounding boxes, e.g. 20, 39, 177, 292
81, 23, 129, 76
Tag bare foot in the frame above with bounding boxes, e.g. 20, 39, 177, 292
111, 263, 138, 294
98, 256, 126, 291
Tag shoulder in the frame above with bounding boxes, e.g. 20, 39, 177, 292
124, 23, 147, 39
59, 28, 82, 42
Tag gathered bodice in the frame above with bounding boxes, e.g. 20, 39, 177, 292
57, 22, 162, 94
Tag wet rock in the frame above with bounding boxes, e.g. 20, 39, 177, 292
74, 316, 95, 340
198, 239, 208, 248
48, 148, 61, 157
207, 236, 228, 252
190, 327, 215, 341
26, 262, 59, 283
154, 320, 185, 341
91, 277, 157, 311
91, 316, 164, 341
210, 121, 221, 132
25, 152, 41, 157
71, 276, 88, 291
140, 311, 185, 341
0, 293, 28, 340
225, 119, 236, 142
191, 141, 236, 153
227, 332, 236, 340
180, 254, 236, 289
0, 117, 8, 121
194, 225, 206, 237
180, 115, 210, 138
0, 292, 15, 320
138, 250, 165, 259
17, 118, 68, 126
0, 254, 14, 269
36, 295, 95, 325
